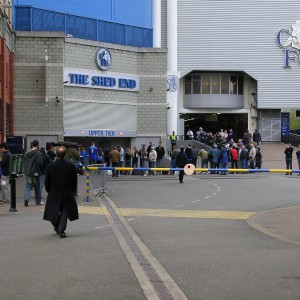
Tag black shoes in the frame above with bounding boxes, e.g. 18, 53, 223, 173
59, 232, 67, 238
24, 199, 29, 207
53, 226, 58, 234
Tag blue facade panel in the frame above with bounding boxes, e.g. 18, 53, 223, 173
32, 9, 65, 31
15, 6, 31, 30
14, 0, 152, 28
66, 14, 97, 41
14, 6, 153, 47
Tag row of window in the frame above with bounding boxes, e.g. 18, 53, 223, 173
15, 7, 153, 48
185, 74, 244, 95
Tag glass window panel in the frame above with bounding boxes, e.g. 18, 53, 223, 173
238, 76, 244, 95
202, 74, 210, 94
185, 76, 191, 94
221, 74, 229, 94
211, 74, 220, 94
229, 76, 238, 94
192, 75, 201, 94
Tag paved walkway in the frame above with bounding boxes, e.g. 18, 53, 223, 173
258, 142, 287, 169
1, 142, 300, 247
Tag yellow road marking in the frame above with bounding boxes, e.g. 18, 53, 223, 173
78, 206, 107, 215
78, 206, 254, 220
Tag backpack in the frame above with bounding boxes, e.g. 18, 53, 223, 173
29, 158, 41, 177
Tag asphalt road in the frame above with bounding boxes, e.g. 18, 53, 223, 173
1, 172, 300, 299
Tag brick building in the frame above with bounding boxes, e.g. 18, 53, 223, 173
0, 0, 14, 142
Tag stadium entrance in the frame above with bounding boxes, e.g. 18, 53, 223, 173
181, 113, 248, 141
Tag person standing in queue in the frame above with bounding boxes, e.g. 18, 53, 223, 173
88, 141, 98, 165
43, 146, 78, 238
110, 147, 121, 178
176, 146, 188, 183
47, 145, 56, 162
284, 143, 293, 175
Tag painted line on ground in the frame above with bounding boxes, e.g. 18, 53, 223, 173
78, 206, 254, 220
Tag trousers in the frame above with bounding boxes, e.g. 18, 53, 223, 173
52, 206, 68, 234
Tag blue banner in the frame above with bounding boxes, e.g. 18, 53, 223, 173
281, 112, 290, 135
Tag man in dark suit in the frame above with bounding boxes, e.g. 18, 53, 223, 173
43, 146, 79, 238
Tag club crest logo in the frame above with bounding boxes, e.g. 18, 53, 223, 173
277, 21, 300, 68
96, 48, 112, 71
167, 75, 177, 92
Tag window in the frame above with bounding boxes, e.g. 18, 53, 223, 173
221, 74, 229, 94
229, 76, 237, 94
185, 76, 191, 94
186, 73, 244, 95
192, 75, 201, 94
211, 74, 220, 94
202, 74, 210, 94
238, 76, 244, 95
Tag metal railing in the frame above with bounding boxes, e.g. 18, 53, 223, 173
281, 133, 300, 147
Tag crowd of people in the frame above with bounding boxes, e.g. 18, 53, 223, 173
186, 127, 262, 147
2, 129, 300, 206
83, 141, 167, 177
183, 127, 263, 174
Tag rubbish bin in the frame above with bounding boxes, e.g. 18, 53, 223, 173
17, 155, 24, 175
10, 155, 18, 174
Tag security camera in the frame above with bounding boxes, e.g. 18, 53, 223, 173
167, 106, 170, 109
55, 97, 60, 104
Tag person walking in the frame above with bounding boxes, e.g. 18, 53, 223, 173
23, 139, 43, 207
176, 146, 188, 183
284, 143, 293, 175
0, 142, 11, 203
43, 146, 78, 238
39, 147, 51, 200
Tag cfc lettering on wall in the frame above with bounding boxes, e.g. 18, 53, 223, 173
277, 21, 300, 68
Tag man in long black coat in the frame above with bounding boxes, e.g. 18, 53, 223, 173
43, 146, 79, 238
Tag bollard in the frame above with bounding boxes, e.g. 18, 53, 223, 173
9, 172, 18, 212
